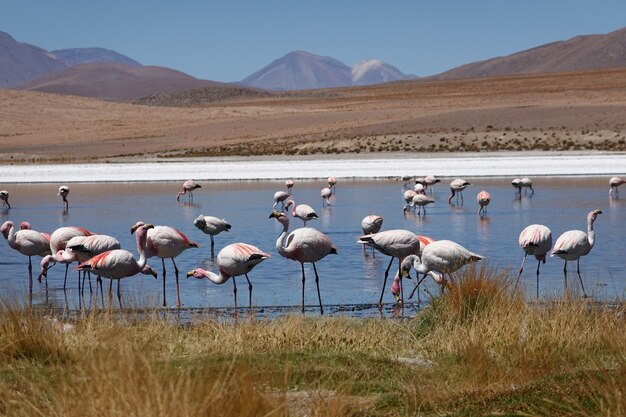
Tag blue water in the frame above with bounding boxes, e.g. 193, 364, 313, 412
0, 177, 624, 316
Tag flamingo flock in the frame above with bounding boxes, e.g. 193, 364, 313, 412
0, 173, 618, 316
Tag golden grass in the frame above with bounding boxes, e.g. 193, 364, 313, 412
0, 265, 624, 416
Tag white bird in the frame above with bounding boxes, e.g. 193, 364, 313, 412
187, 243, 270, 310
176, 179, 201, 202
609, 176, 625, 197
285, 199, 318, 226
327, 177, 337, 193
193, 215, 232, 258
424, 175, 441, 193
360, 215, 383, 254
448, 179, 471, 205
270, 211, 337, 315
521, 178, 534, 195
511, 178, 522, 195
551, 209, 602, 296
273, 191, 291, 210
1, 221, 51, 292
477, 190, 491, 216
285, 179, 295, 192
58, 185, 70, 209
412, 194, 435, 216
516, 224, 552, 298
358, 230, 433, 308
321, 187, 332, 207
0, 190, 9, 209
44, 226, 93, 290
77, 224, 157, 306
407, 239, 484, 299
413, 183, 426, 195
403, 190, 417, 212
397, 254, 446, 303
65, 234, 122, 294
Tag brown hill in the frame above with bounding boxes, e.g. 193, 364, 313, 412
0, 31, 67, 88
1, 68, 626, 163
16, 62, 222, 101
436, 27, 626, 80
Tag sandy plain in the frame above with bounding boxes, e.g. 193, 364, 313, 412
1, 67, 626, 164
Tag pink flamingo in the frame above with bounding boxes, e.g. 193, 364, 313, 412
269, 211, 337, 315
1, 221, 51, 292
58, 185, 70, 209
328, 177, 337, 193
407, 239, 484, 299
43, 226, 93, 290
273, 191, 291, 210
176, 179, 201, 202
131, 221, 199, 308
193, 215, 232, 258
448, 179, 471, 205
516, 224, 552, 298
424, 175, 441, 194
285, 179, 295, 192
412, 194, 435, 216
358, 229, 433, 308
551, 209, 601, 296
477, 190, 491, 216
396, 175, 414, 187
414, 183, 426, 195
396, 254, 447, 303
284, 199, 318, 227
321, 187, 332, 207
511, 178, 522, 195
403, 190, 417, 212
77, 223, 157, 306
361, 215, 383, 253
609, 176, 625, 197
187, 243, 270, 310
521, 178, 534, 195
0, 190, 9, 209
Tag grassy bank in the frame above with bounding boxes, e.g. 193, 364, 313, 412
0, 265, 624, 416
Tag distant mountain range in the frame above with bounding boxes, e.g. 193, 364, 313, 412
240, 51, 415, 90
51, 47, 142, 67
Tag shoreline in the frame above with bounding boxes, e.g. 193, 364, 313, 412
1, 151, 625, 183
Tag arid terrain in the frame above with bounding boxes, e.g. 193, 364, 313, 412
1, 68, 626, 163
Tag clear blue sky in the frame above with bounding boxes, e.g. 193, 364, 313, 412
2, 1, 625, 82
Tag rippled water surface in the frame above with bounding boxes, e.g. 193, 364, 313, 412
0, 177, 624, 316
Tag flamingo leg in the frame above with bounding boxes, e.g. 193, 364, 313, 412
300, 262, 306, 315
171, 258, 181, 308
576, 259, 587, 297
312, 263, 324, 315
563, 261, 568, 291
536, 260, 542, 299
244, 273, 252, 311
28, 256, 33, 293
210, 235, 215, 259
378, 256, 395, 309
515, 253, 527, 291
97, 276, 104, 308
398, 258, 404, 318
408, 274, 427, 301
88, 272, 93, 293
117, 280, 122, 308
63, 263, 69, 290
161, 258, 167, 307
232, 276, 238, 311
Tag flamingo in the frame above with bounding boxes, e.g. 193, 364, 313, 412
285, 179, 295, 192
516, 224, 552, 298
0, 190, 9, 209
412, 194, 435, 216
511, 178, 522, 195
396, 254, 447, 303
187, 243, 270, 311
44, 226, 93, 290
609, 176, 625, 197
66, 234, 122, 294
477, 191, 491, 216
273, 191, 291, 210
1, 221, 51, 292
361, 215, 383, 253
176, 179, 201, 202
269, 211, 337, 315
358, 230, 433, 308
413, 183, 426, 195
321, 187, 332, 207
424, 175, 441, 194
131, 221, 199, 308
193, 215, 231, 258
550, 209, 602, 296
284, 199, 318, 226
77, 223, 157, 306
403, 190, 417, 212
328, 177, 337, 193
407, 239, 484, 299
396, 175, 413, 187
448, 179, 471, 205
521, 178, 534, 195
58, 185, 70, 209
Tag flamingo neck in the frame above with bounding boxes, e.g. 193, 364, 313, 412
200, 268, 230, 284
135, 229, 149, 270
275, 220, 291, 258
4, 223, 17, 249
587, 215, 597, 247
288, 200, 297, 216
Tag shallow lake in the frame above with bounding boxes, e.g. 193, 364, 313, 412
0, 177, 624, 316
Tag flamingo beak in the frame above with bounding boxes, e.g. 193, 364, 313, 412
393, 293, 401, 303
269, 211, 281, 219
186, 270, 195, 279
130, 224, 139, 234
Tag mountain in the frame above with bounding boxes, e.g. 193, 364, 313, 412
241, 50, 352, 90
17, 62, 221, 101
0, 30, 67, 88
351, 59, 415, 86
51, 47, 141, 67
436, 27, 626, 80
